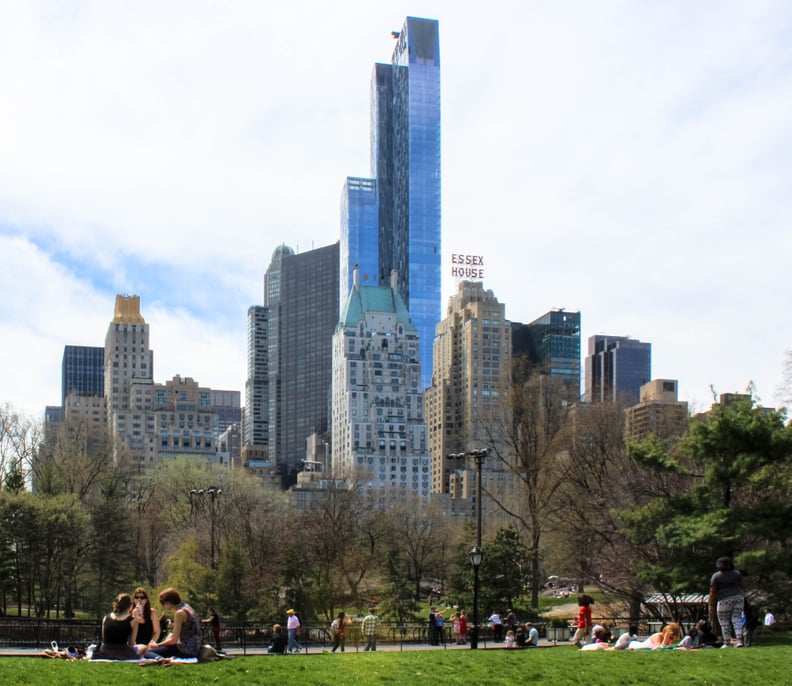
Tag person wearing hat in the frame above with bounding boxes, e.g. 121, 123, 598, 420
525, 621, 539, 647
286, 609, 302, 653
362, 605, 380, 651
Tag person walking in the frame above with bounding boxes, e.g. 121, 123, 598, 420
286, 609, 302, 653
709, 556, 745, 648
572, 594, 594, 648
330, 611, 350, 653
362, 606, 380, 651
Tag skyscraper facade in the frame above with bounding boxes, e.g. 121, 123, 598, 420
426, 281, 511, 498
104, 295, 155, 462
512, 309, 581, 399
331, 268, 430, 495
103, 295, 217, 468
584, 335, 651, 405
62, 345, 104, 405
264, 242, 340, 485
244, 305, 269, 447
368, 16, 441, 391
340, 177, 379, 314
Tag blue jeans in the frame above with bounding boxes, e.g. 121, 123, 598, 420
287, 629, 301, 652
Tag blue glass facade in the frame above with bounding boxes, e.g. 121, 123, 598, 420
61, 345, 104, 405
514, 310, 581, 399
585, 335, 651, 405
340, 177, 379, 315
369, 17, 441, 391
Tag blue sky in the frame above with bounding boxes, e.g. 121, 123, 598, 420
1, 0, 791, 417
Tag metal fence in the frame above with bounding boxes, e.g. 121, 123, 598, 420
0, 616, 670, 653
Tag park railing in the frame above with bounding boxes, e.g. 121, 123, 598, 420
0, 616, 676, 653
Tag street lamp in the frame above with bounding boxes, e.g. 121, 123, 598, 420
468, 545, 483, 649
190, 487, 222, 569
447, 448, 489, 649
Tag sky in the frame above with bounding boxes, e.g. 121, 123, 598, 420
1, 0, 791, 419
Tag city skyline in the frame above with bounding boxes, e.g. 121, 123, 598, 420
2, 2, 791, 418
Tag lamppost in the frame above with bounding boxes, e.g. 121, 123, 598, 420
469, 545, 483, 649
190, 487, 222, 569
447, 448, 489, 649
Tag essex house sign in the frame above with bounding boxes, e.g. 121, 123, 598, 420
450, 253, 485, 280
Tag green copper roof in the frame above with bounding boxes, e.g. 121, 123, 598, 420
339, 285, 417, 332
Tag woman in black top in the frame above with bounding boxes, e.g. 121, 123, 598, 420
92, 593, 140, 660
131, 587, 161, 647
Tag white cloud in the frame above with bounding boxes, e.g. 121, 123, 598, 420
1, 0, 790, 418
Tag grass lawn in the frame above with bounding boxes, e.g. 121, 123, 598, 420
0, 645, 787, 685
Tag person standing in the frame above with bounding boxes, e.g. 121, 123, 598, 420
709, 556, 745, 648
572, 594, 594, 648
428, 607, 440, 645
362, 606, 380, 651
763, 608, 776, 627
487, 611, 504, 642
286, 609, 302, 653
330, 611, 350, 653
202, 608, 222, 652
458, 610, 468, 645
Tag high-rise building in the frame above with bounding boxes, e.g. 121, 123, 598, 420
103, 295, 218, 468
512, 309, 581, 399
340, 177, 379, 314
625, 379, 689, 442
331, 268, 430, 495
264, 242, 339, 485
61, 345, 104, 405
426, 281, 511, 502
104, 295, 156, 462
364, 16, 441, 391
244, 305, 269, 448
584, 335, 651, 405
211, 390, 242, 437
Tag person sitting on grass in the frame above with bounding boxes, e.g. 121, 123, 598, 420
580, 627, 612, 650
677, 627, 700, 649
143, 588, 201, 660
525, 621, 539, 647
268, 624, 287, 654
628, 623, 682, 650
91, 593, 140, 660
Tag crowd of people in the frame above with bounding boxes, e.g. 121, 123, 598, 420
81, 556, 776, 660
89, 587, 221, 661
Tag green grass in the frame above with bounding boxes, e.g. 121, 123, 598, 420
2, 645, 789, 685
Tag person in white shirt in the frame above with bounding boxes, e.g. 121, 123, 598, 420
763, 609, 775, 627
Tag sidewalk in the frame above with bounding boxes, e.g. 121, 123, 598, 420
0, 638, 571, 658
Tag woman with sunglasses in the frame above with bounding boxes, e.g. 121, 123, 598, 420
131, 587, 161, 648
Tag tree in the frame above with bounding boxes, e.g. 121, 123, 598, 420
0, 403, 41, 489
481, 367, 572, 608
619, 396, 792, 616
478, 526, 528, 611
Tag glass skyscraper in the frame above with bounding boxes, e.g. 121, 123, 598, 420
340, 177, 379, 314
342, 16, 441, 390
61, 345, 104, 405
513, 310, 582, 399
584, 335, 651, 405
